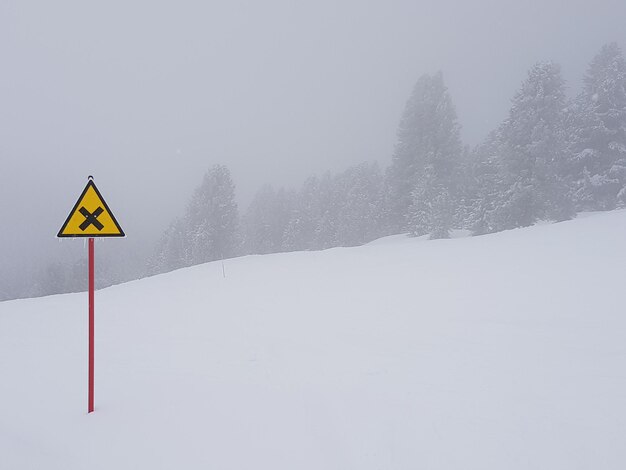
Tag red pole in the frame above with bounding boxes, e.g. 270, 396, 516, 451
88, 237, 95, 413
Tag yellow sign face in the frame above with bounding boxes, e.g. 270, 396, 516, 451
57, 180, 125, 237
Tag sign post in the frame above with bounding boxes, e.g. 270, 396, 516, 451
88, 237, 95, 413
57, 176, 124, 414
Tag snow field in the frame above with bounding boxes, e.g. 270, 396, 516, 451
1, 211, 626, 469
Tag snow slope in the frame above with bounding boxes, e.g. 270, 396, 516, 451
1, 211, 626, 469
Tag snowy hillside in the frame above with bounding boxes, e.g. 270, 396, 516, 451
1, 211, 626, 469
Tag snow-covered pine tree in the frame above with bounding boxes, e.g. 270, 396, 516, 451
282, 164, 384, 251
149, 165, 238, 272
282, 176, 320, 252
489, 61, 573, 230
407, 169, 453, 239
243, 185, 277, 255
313, 172, 342, 250
454, 144, 474, 230
243, 185, 293, 255
464, 131, 506, 235
149, 218, 187, 274
568, 42, 626, 210
335, 162, 384, 246
185, 165, 239, 264
387, 71, 462, 238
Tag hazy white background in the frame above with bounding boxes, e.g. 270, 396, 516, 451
2, 0, 625, 283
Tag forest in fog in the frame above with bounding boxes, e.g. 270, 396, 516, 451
3, 42, 625, 300
149, 43, 626, 272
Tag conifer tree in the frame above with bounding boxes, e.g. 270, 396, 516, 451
465, 132, 506, 234
282, 176, 320, 252
150, 165, 239, 273
186, 165, 239, 264
335, 162, 384, 246
387, 71, 462, 238
149, 218, 187, 273
243, 185, 293, 255
568, 43, 626, 210
489, 62, 573, 230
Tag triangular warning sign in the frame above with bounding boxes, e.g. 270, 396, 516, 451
57, 179, 125, 238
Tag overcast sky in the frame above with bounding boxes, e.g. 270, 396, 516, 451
2, 0, 626, 283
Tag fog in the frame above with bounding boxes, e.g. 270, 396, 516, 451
2, 0, 625, 296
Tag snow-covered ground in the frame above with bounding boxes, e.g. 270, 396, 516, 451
1, 211, 625, 469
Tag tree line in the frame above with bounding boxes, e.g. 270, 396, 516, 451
149, 43, 626, 275
4, 42, 624, 299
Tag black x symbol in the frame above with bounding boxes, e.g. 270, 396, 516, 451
79, 206, 105, 231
